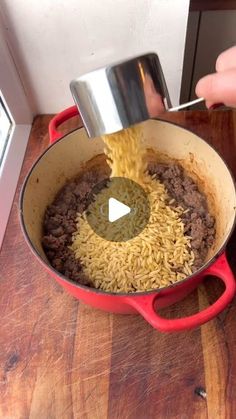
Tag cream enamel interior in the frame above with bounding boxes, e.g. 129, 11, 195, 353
21, 119, 236, 268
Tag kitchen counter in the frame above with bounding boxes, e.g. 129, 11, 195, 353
0, 111, 236, 419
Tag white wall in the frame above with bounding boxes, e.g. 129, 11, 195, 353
0, 0, 190, 114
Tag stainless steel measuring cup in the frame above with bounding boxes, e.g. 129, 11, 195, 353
70, 52, 203, 138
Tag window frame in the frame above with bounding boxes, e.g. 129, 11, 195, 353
0, 24, 33, 248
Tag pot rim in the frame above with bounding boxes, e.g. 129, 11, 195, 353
19, 118, 236, 297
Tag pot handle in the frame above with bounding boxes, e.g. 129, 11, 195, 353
126, 252, 235, 332
48, 105, 80, 144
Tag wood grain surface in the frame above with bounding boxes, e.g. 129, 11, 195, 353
0, 111, 236, 419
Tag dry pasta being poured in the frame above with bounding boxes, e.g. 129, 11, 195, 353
71, 125, 194, 293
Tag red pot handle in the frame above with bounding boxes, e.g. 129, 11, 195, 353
48, 105, 79, 144
126, 252, 235, 332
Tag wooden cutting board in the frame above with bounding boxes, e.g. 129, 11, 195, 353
0, 111, 236, 419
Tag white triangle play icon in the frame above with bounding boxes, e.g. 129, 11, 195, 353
108, 198, 131, 222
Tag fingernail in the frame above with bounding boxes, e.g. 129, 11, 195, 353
209, 103, 224, 110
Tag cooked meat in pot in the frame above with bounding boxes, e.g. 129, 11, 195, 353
42, 162, 215, 287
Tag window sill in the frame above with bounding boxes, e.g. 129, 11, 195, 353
0, 124, 31, 247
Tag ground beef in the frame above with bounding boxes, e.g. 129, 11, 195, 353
148, 162, 215, 271
42, 161, 215, 286
42, 166, 109, 285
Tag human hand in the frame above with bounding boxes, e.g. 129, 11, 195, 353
195, 46, 236, 108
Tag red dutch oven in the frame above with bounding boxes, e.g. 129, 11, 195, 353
20, 106, 236, 332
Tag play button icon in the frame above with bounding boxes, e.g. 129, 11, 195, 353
85, 177, 150, 242
108, 198, 131, 222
